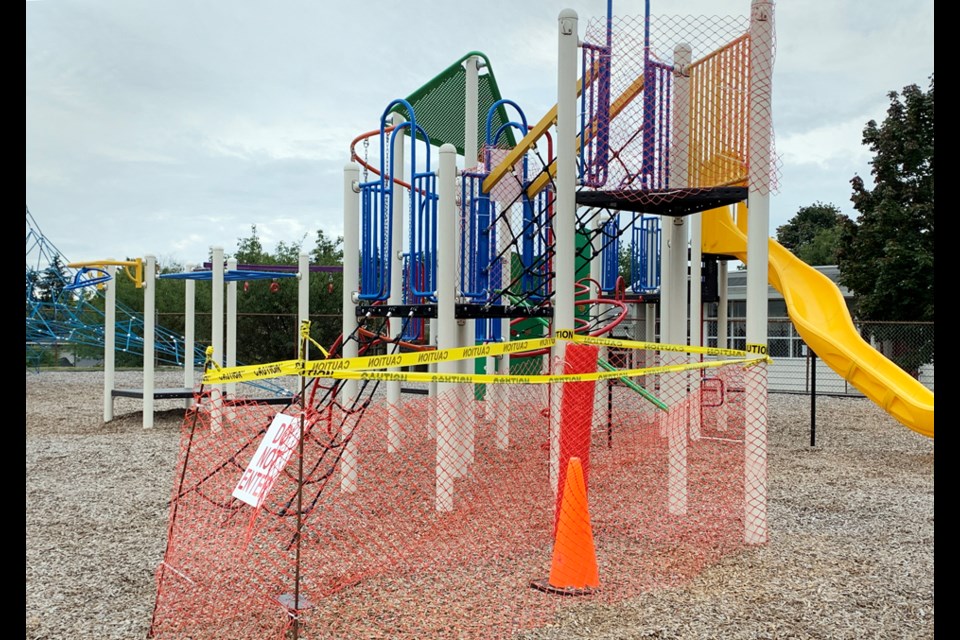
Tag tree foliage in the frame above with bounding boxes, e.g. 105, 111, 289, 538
228, 226, 344, 364
776, 202, 848, 266
311, 228, 344, 266
837, 75, 934, 323
26, 224, 346, 368
31, 255, 68, 302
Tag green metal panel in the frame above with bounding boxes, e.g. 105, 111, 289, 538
389, 52, 518, 157
575, 229, 592, 325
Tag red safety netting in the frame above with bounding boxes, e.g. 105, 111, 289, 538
149, 344, 768, 639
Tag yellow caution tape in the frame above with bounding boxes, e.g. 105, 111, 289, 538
300, 320, 330, 358
329, 357, 762, 384
203, 336, 557, 384
565, 331, 754, 358
202, 331, 769, 385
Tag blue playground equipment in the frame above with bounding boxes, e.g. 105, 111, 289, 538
346, 22, 669, 349
26, 206, 296, 401
26, 206, 207, 370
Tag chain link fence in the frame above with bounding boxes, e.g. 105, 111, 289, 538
609, 315, 934, 396
706, 318, 934, 395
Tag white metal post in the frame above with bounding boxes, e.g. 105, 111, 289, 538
718, 251, 729, 349
550, 7, 579, 495
226, 257, 238, 399
211, 246, 225, 432
645, 301, 656, 343
387, 111, 406, 454
341, 163, 361, 493
744, 0, 774, 546
494, 202, 512, 443
211, 247, 224, 369
436, 143, 458, 511
457, 55, 481, 473
590, 210, 608, 427
428, 316, 438, 436
718, 255, 730, 430
298, 252, 310, 355
184, 264, 196, 408
690, 212, 703, 442
663, 43, 692, 515
143, 255, 157, 429
103, 263, 117, 423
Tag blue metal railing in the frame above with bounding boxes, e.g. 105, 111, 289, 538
631, 214, 661, 293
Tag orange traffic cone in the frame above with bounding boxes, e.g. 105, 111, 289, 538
530, 456, 599, 595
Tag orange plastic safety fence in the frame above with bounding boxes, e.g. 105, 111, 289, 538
150, 352, 767, 639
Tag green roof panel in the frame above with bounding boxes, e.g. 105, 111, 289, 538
389, 51, 518, 160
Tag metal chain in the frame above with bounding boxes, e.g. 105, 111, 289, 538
363, 137, 369, 182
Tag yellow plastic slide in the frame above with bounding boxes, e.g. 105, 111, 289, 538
702, 203, 934, 438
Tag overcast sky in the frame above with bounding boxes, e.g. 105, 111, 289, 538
26, 0, 934, 269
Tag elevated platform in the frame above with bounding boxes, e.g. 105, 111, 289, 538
617, 292, 660, 304
576, 186, 748, 216
356, 304, 554, 319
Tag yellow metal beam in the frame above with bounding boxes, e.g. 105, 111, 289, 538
67, 258, 144, 288
524, 72, 647, 198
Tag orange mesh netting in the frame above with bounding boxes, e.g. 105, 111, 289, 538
577, 11, 781, 205
149, 336, 768, 639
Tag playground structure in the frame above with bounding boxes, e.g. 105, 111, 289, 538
147, 4, 770, 638
29, 1, 924, 638
26, 214, 325, 428
26, 208, 202, 373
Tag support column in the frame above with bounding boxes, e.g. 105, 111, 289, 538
341, 163, 361, 493
211, 246, 225, 432
591, 210, 607, 428
387, 112, 406, 454
226, 257, 238, 400
744, 0, 775, 546
662, 43, 692, 514
718, 255, 730, 431
183, 264, 196, 409
550, 7, 579, 495
103, 263, 117, 423
436, 143, 459, 511
457, 54, 481, 473
298, 252, 310, 354
428, 317, 438, 435
143, 255, 157, 429
690, 211, 703, 441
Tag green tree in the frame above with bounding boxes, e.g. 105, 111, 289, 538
275, 236, 307, 265
234, 225, 271, 264
311, 228, 343, 266
231, 226, 300, 363
776, 202, 848, 265
837, 76, 934, 376
618, 239, 632, 290
838, 76, 934, 322
227, 225, 346, 364
309, 228, 344, 352
33, 255, 68, 302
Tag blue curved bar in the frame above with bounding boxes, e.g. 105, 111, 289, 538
64, 267, 112, 291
